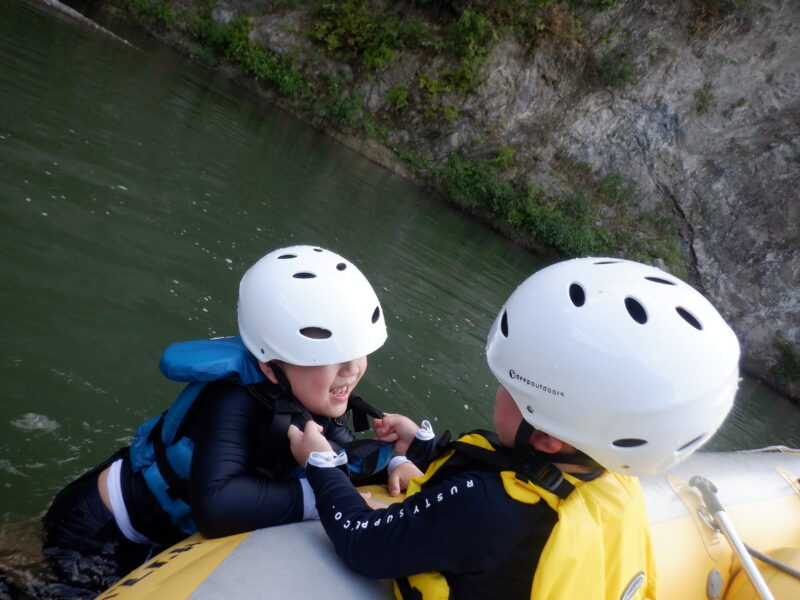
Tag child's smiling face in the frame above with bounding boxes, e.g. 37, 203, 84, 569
262, 357, 367, 418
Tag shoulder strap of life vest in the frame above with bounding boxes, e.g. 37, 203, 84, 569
346, 393, 384, 432
423, 430, 574, 500
246, 371, 393, 480
147, 411, 190, 502
142, 381, 219, 505
245, 374, 311, 478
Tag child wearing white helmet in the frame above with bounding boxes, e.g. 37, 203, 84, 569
40, 245, 422, 599
289, 257, 740, 600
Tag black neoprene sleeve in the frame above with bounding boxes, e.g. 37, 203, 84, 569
188, 384, 306, 537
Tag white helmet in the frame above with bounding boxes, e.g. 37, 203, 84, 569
486, 257, 740, 476
238, 245, 387, 366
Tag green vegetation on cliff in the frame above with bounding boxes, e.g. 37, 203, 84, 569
115, 0, 746, 272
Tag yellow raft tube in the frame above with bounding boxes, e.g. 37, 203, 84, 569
97, 448, 800, 600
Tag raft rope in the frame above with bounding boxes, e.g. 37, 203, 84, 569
745, 544, 800, 580
715, 447, 800, 581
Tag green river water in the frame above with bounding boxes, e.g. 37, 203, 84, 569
1, 0, 798, 587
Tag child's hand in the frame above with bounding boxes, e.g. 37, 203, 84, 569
288, 421, 332, 466
387, 461, 423, 497
373, 413, 419, 455
360, 491, 389, 509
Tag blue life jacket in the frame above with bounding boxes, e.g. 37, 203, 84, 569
128, 336, 393, 535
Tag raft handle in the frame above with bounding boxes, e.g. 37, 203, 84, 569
695, 503, 720, 534
689, 476, 776, 600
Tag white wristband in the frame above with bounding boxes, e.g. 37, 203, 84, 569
388, 455, 411, 473
416, 420, 435, 441
307, 450, 348, 468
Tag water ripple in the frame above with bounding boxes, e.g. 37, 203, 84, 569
10, 413, 60, 432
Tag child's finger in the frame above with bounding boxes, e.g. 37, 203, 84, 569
304, 420, 323, 434
287, 424, 302, 443
388, 473, 401, 496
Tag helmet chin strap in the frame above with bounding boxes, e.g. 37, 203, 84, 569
267, 361, 293, 395
263, 362, 381, 434
264, 362, 315, 426
514, 420, 603, 471
514, 419, 536, 450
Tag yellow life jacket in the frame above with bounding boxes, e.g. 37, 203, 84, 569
393, 433, 658, 600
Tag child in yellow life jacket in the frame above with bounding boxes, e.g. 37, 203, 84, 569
288, 257, 741, 600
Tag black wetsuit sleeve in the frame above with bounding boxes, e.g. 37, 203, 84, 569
406, 436, 442, 471
307, 465, 544, 581
188, 384, 305, 538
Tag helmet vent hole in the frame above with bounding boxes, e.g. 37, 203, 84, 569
278, 254, 297, 259
313, 248, 323, 252
293, 272, 316, 279
676, 307, 703, 330
371, 306, 381, 324
526, 405, 534, 414
594, 260, 621, 265
336, 263, 347, 271
625, 297, 648, 324
677, 434, 704, 453
569, 283, 586, 307
500, 310, 509, 337
613, 438, 648, 448
300, 327, 332, 339
645, 276, 676, 285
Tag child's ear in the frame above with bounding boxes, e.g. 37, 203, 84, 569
259, 361, 279, 384
531, 430, 564, 454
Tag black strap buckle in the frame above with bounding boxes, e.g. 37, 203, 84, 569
534, 462, 564, 490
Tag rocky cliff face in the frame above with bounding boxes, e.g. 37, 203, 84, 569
486, 1, 799, 396
572, 2, 799, 398
92, 0, 800, 397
